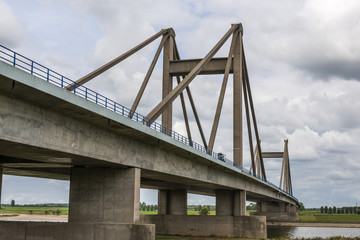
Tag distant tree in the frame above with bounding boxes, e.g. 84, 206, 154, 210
320, 206, 324, 213
150, 205, 154, 211
324, 206, 328, 214
341, 208, 345, 214
29, 210, 33, 215
333, 206, 336, 214
349, 207, 353, 214
328, 207, 332, 214
353, 207, 357, 214
141, 202, 146, 211
154, 205, 158, 211
299, 202, 305, 211
197, 205, 202, 212
11, 200, 15, 207
345, 208, 349, 214
146, 205, 150, 211
337, 208, 341, 214
199, 206, 209, 215
56, 209, 61, 215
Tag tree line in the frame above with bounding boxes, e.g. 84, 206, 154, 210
320, 206, 360, 214
139, 202, 158, 212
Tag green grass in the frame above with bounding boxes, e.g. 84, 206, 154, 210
0, 207, 68, 215
298, 210, 360, 223
140, 210, 158, 215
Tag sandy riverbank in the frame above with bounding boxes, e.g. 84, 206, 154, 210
0, 214, 68, 221
1, 214, 360, 228
268, 221, 360, 228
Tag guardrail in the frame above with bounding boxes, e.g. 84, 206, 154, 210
0, 44, 297, 202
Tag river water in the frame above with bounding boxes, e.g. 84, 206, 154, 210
268, 226, 360, 238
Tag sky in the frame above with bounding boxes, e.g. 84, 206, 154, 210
1, 0, 360, 208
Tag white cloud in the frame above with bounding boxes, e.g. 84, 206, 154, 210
0, 0, 25, 47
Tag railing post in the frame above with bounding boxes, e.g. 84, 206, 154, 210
96, 93, 98, 104
85, 88, 88, 99
105, 98, 107, 108
61, 76, 63, 88
114, 102, 116, 112
31, 61, 34, 74
13, 52, 16, 66
73, 82, 76, 94
47, 69, 50, 81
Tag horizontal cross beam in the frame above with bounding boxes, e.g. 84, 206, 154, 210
169, 57, 233, 76
262, 152, 284, 158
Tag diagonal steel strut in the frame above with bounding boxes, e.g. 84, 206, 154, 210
146, 24, 240, 123
66, 28, 170, 90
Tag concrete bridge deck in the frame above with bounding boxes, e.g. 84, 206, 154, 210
0, 46, 298, 239
0, 60, 297, 205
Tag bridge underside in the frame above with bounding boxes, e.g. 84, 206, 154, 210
0, 145, 271, 202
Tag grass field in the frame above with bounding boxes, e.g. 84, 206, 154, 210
298, 210, 360, 223
0, 207, 68, 215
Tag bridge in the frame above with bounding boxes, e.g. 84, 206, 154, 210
0, 24, 298, 239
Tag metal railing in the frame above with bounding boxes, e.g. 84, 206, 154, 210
0, 44, 297, 201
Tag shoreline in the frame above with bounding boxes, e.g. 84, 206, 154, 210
268, 221, 360, 228
0, 214, 68, 221
1, 214, 360, 228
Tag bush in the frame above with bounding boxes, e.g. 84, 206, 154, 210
199, 206, 209, 215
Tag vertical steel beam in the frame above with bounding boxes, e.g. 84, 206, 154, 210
162, 30, 175, 132
233, 26, 243, 167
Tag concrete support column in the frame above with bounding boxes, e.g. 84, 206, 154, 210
157, 189, 187, 215
216, 190, 233, 216
158, 190, 168, 215
68, 167, 140, 224
168, 189, 187, 215
216, 190, 246, 216
0, 168, 2, 207
234, 190, 246, 216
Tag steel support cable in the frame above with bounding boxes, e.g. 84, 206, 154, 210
242, 43, 266, 180
129, 34, 170, 118
207, 30, 238, 153
66, 28, 170, 90
146, 24, 239, 123
173, 41, 208, 148
242, 44, 256, 174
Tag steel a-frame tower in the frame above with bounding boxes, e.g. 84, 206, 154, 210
68, 23, 270, 181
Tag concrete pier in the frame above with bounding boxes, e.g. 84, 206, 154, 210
216, 190, 246, 216
69, 167, 141, 224
251, 201, 298, 221
141, 215, 267, 238
158, 189, 187, 215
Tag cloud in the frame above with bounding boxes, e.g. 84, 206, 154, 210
0, 1, 25, 47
